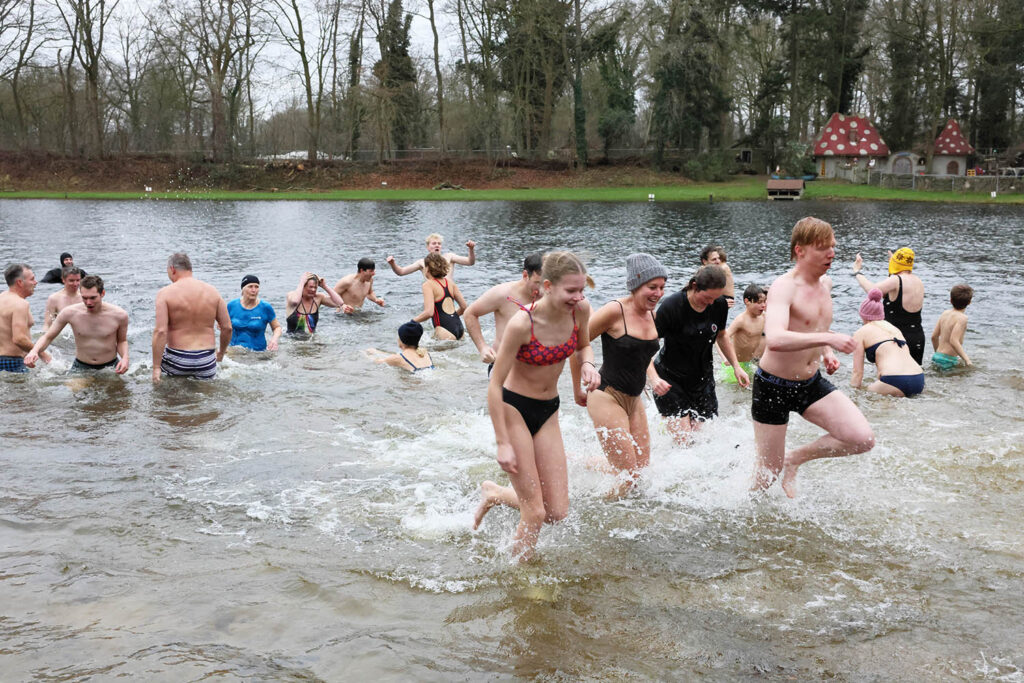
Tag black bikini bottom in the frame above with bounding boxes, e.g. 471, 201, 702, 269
502, 387, 559, 436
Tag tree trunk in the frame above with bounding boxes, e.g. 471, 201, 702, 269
427, 0, 445, 153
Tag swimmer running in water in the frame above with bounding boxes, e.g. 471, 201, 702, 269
931, 284, 973, 369
333, 258, 385, 313
366, 321, 434, 372
0, 264, 47, 372
722, 284, 766, 384
386, 233, 476, 280
26, 275, 130, 373
572, 253, 666, 498
473, 251, 600, 563
751, 217, 874, 497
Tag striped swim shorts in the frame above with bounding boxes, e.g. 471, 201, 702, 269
161, 347, 217, 379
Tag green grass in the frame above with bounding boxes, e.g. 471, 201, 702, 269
3, 176, 1022, 203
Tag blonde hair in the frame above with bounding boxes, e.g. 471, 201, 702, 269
424, 252, 449, 278
425, 233, 443, 246
789, 216, 834, 259
542, 251, 587, 284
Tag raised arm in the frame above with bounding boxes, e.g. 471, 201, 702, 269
386, 256, 422, 276
317, 277, 351, 312
852, 254, 900, 294
448, 240, 476, 266
412, 281, 435, 323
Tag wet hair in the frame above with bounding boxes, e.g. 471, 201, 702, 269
541, 251, 587, 284
700, 245, 726, 263
357, 257, 375, 272
61, 266, 83, 281
424, 252, 449, 278
523, 251, 544, 276
168, 252, 192, 271
686, 265, 727, 292
5, 263, 30, 287
80, 275, 104, 292
789, 217, 834, 259
425, 233, 443, 246
743, 283, 765, 302
950, 283, 973, 310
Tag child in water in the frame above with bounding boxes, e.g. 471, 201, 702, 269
723, 284, 766, 383
366, 321, 434, 372
931, 284, 973, 369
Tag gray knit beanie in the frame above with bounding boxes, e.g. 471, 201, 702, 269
625, 253, 668, 291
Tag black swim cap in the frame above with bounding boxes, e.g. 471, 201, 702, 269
60, 252, 72, 263
398, 321, 423, 346
241, 274, 260, 289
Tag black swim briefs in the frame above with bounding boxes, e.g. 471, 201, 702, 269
751, 367, 836, 425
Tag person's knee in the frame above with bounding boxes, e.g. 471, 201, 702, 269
846, 428, 875, 454
544, 504, 568, 524
520, 500, 547, 527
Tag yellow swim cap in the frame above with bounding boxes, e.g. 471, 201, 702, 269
889, 247, 915, 274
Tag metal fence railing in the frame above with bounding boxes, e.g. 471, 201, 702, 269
863, 170, 1024, 194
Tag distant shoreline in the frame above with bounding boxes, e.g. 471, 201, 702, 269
2, 181, 1023, 204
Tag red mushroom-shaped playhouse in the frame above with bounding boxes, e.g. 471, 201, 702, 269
931, 119, 974, 176
812, 113, 890, 178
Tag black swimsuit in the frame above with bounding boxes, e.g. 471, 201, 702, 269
286, 299, 320, 333
598, 301, 660, 396
431, 278, 464, 339
883, 275, 924, 364
503, 388, 560, 436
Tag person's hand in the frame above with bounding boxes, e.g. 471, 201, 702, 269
574, 386, 588, 407
318, 277, 327, 289
726, 298, 735, 308
496, 443, 518, 474
964, 358, 972, 367
23, 351, 39, 367
480, 345, 496, 364
267, 338, 279, 351
580, 362, 601, 392
734, 365, 750, 388
853, 253, 863, 272
216, 350, 225, 362
375, 297, 385, 307
342, 304, 355, 314
829, 333, 857, 355
115, 356, 129, 374
466, 240, 476, 250
40, 350, 52, 364
824, 354, 841, 374
385, 256, 395, 264
152, 367, 161, 382
651, 377, 671, 396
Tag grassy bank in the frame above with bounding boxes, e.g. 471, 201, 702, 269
2, 178, 1023, 203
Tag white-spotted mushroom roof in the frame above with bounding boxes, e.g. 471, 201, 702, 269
813, 113, 890, 157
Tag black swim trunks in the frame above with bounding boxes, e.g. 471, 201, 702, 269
72, 357, 118, 371
653, 375, 717, 421
751, 368, 836, 425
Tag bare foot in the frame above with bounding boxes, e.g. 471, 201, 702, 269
749, 466, 778, 492
780, 461, 799, 498
473, 480, 502, 530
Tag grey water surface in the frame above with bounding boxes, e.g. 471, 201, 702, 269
1, 199, 1023, 680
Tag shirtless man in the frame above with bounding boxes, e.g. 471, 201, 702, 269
722, 284, 766, 383
44, 267, 83, 329
25, 275, 129, 373
463, 252, 543, 367
333, 258, 385, 313
386, 233, 476, 280
152, 252, 231, 381
751, 217, 874, 498
700, 244, 736, 306
0, 264, 48, 372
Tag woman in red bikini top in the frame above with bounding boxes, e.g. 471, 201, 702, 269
472, 251, 601, 563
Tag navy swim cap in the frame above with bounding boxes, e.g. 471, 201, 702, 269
241, 274, 260, 289
398, 321, 423, 346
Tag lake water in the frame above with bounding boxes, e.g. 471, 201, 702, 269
1, 199, 1023, 680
